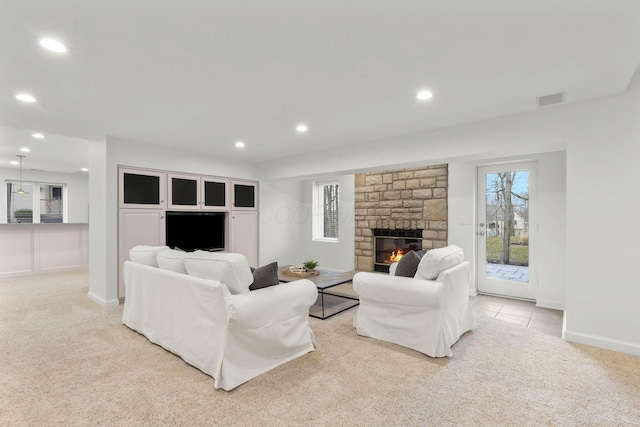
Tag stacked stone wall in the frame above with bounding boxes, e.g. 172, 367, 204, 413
354, 165, 448, 271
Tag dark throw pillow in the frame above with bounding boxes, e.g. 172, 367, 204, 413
394, 250, 421, 277
415, 249, 427, 258
249, 262, 280, 291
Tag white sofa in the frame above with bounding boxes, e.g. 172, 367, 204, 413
122, 248, 318, 391
353, 245, 475, 357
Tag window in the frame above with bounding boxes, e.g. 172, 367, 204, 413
313, 181, 339, 241
6, 181, 66, 223
40, 184, 64, 223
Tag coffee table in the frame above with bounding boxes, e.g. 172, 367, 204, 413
278, 267, 358, 319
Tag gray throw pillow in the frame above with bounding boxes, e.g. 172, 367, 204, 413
249, 262, 280, 291
394, 250, 421, 277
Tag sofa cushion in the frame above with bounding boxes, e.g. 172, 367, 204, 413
394, 250, 422, 277
414, 245, 464, 280
129, 245, 169, 267
156, 249, 189, 274
249, 262, 280, 291
184, 251, 253, 294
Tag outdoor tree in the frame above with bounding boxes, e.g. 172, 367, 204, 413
486, 171, 529, 264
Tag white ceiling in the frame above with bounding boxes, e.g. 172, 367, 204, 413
1, 1, 640, 173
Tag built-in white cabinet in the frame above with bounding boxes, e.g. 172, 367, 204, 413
118, 166, 258, 298
168, 174, 230, 211
118, 209, 166, 298
119, 168, 167, 209
232, 180, 258, 210
230, 211, 258, 267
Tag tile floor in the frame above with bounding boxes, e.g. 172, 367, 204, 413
325, 282, 564, 338
470, 293, 564, 338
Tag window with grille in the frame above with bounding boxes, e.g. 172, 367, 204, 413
313, 181, 339, 241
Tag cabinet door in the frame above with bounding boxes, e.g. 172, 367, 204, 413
118, 209, 166, 299
231, 180, 258, 210
119, 168, 166, 209
230, 211, 258, 267
201, 177, 230, 210
168, 173, 200, 210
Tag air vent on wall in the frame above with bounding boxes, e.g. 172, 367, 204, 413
537, 92, 565, 107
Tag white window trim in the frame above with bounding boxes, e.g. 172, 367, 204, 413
5, 180, 67, 223
312, 180, 339, 243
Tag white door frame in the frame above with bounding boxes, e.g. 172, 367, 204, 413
477, 161, 537, 300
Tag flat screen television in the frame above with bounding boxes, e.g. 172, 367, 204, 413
166, 211, 225, 252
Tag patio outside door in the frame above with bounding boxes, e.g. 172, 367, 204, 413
477, 162, 536, 300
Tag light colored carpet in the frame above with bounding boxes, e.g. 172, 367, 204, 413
1, 270, 639, 426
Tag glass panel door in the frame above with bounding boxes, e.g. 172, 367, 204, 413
477, 162, 536, 300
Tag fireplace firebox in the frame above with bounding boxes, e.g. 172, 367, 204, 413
373, 229, 423, 273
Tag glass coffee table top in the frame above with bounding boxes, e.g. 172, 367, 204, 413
278, 266, 359, 319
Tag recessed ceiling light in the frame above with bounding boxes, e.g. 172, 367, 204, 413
235, 141, 245, 148
20, 147, 31, 152
10, 161, 19, 165
16, 93, 37, 103
39, 38, 68, 53
416, 90, 433, 101
81, 168, 89, 172
32, 133, 44, 139
296, 124, 308, 133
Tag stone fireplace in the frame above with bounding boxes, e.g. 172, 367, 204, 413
355, 165, 448, 271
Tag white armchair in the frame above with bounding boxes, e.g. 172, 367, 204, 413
353, 246, 475, 357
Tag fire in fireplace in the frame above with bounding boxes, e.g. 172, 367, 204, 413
373, 229, 423, 273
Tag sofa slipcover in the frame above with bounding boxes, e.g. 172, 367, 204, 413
353, 254, 475, 357
123, 260, 317, 390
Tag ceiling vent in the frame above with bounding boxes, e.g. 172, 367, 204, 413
537, 92, 565, 107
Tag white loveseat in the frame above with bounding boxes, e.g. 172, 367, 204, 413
353, 245, 475, 357
122, 247, 318, 390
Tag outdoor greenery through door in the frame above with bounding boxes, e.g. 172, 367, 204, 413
485, 171, 529, 273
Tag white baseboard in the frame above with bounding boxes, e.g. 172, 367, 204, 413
535, 298, 565, 311
563, 330, 640, 357
87, 292, 120, 308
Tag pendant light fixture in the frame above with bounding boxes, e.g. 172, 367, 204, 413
15, 155, 29, 195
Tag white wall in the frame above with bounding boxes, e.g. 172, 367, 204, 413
301, 175, 355, 271
448, 151, 566, 309
259, 175, 355, 272
564, 77, 640, 355
258, 72, 640, 356
88, 139, 112, 306
0, 167, 89, 224
88, 136, 259, 306
534, 151, 567, 309
258, 179, 306, 266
